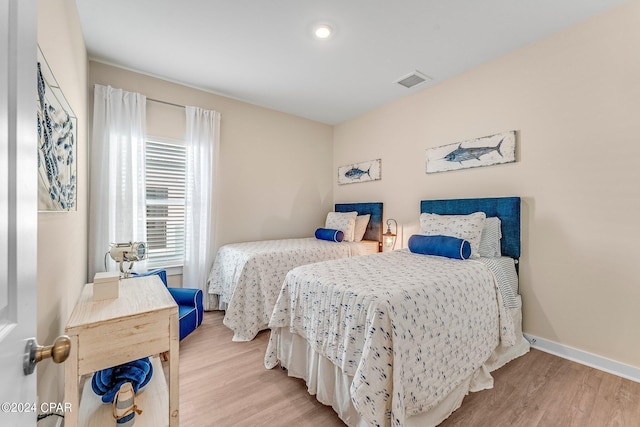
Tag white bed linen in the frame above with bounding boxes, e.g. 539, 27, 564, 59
207, 237, 376, 341
265, 251, 528, 427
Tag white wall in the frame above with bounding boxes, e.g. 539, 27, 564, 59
36, 0, 88, 406
333, 2, 640, 368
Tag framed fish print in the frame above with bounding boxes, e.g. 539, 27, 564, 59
37, 45, 77, 211
338, 159, 381, 185
425, 131, 516, 174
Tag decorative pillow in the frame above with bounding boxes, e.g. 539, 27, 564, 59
408, 234, 472, 260
419, 211, 486, 258
325, 211, 358, 242
353, 214, 371, 242
478, 217, 502, 257
315, 228, 344, 242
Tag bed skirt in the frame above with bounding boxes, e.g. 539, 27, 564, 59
270, 296, 529, 427
207, 294, 228, 311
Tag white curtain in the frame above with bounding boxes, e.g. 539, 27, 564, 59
184, 106, 220, 310
89, 85, 147, 278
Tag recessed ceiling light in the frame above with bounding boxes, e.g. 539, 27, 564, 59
314, 24, 332, 39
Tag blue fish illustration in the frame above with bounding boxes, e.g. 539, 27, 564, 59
443, 138, 504, 164
344, 165, 371, 180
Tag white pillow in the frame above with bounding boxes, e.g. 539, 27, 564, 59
419, 212, 486, 258
478, 217, 502, 257
353, 214, 371, 242
325, 211, 358, 242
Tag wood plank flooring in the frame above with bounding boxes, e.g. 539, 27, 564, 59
177, 311, 640, 426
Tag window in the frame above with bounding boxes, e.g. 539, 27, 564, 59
145, 138, 186, 268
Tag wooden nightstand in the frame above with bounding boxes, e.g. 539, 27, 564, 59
64, 275, 179, 426
360, 240, 382, 254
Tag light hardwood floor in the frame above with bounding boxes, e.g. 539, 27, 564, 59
177, 311, 640, 426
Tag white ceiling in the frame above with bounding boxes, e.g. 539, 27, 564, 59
75, 0, 627, 125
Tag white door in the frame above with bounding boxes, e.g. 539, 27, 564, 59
0, 0, 39, 425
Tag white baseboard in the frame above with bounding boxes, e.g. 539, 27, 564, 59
524, 334, 640, 383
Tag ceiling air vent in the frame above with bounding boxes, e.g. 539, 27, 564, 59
396, 70, 431, 89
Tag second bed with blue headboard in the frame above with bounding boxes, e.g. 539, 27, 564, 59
206, 202, 382, 341
265, 196, 529, 427
421, 196, 521, 259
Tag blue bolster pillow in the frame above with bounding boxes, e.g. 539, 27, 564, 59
408, 234, 472, 260
315, 228, 344, 242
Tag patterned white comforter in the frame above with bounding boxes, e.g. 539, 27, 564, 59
207, 237, 373, 341
265, 250, 517, 427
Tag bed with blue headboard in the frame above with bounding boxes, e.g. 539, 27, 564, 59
421, 196, 521, 259
336, 201, 383, 249
265, 196, 529, 427
206, 202, 382, 341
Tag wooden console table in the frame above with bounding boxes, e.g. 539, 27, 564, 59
64, 275, 179, 426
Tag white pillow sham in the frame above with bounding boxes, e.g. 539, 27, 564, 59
353, 214, 371, 242
419, 211, 486, 258
325, 211, 358, 242
478, 217, 502, 257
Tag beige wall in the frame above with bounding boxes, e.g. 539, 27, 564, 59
89, 62, 334, 286
36, 0, 88, 406
334, 2, 640, 368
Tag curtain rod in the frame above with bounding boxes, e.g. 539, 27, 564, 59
92, 85, 186, 109
147, 97, 185, 109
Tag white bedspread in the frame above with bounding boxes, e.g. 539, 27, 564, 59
207, 237, 372, 341
265, 250, 517, 427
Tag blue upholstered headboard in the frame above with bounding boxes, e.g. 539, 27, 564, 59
420, 197, 521, 259
335, 202, 383, 243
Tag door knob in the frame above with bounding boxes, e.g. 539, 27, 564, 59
23, 335, 71, 375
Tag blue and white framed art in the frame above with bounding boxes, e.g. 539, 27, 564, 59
338, 159, 381, 185
37, 46, 77, 211
426, 130, 516, 174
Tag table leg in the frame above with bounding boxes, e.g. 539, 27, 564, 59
168, 312, 179, 426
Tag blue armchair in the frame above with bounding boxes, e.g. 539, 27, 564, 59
133, 269, 203, 340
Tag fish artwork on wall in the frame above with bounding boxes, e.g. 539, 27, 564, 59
338, 159, 381, 185
37, 45, 77, 211
425, 130, 516, 174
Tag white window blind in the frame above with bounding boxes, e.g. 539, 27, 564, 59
145, 139, 186, 268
